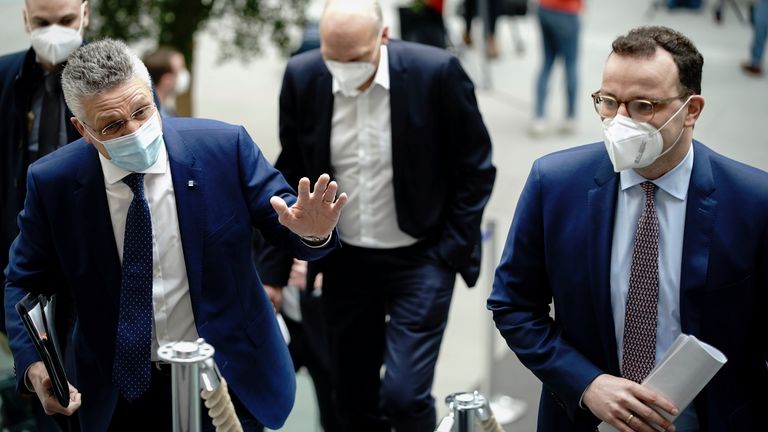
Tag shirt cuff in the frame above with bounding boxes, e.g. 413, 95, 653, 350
300, 233, 332, 248
24, 365, 35, 392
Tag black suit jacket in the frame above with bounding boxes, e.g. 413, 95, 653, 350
261, 39, 495, 287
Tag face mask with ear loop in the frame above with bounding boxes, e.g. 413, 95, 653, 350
83, 112, 164, 173
28, 2, 86, 65
602, 96, 693, 172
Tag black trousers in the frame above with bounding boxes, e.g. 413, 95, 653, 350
319, 242, 455, 432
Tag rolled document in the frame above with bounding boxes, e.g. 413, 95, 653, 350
598, 334, 727, 432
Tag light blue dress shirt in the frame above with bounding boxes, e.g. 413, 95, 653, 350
610, 144, 698, 431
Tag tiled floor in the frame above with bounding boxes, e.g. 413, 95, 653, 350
1, 0, 766, 430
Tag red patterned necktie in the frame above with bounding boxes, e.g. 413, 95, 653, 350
621, 181, 659, 383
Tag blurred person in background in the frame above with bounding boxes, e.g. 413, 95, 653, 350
530, 0, 583, 136
1, 0, 87, 332
259, 0, 495, 430
142, 46, 189, 116
490, 25, 768, 431
741, 0, 767, 76
462, 0, 501, 58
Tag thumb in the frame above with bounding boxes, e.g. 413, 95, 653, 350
270, 196, 290, 219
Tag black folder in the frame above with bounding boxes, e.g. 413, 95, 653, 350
15, 293, 70, 407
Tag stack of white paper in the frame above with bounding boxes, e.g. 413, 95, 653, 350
598, 334, 727, 432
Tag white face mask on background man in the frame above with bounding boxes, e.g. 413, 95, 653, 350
174, 68, 191, 95
602, 97, 691, 172
28, 2, 86, 66
324, 29, 383, 97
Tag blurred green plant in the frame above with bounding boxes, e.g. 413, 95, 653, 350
89, 0, 308, 115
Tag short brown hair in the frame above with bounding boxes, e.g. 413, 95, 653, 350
142, 47, 181, 85
611, 26, 703, 95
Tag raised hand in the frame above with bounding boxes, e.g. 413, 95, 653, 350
270, 174, 348, 241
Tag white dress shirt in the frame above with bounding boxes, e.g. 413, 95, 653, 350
99, 140, 199, 361
610, 144, 698, 430
330, 45, 419, 249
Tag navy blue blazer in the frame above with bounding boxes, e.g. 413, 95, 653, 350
4, 118, 339, 431
488, 141, 768, 431
261, 39, 495, 287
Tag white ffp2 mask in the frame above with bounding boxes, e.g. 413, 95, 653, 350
602, 97, 691, 172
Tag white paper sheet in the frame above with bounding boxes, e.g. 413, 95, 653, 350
598, 334, 727, 432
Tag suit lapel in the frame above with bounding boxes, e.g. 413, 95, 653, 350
316, 74, 333, 176
74, 146, 121, 307
388, 41, 409, 180
679, 141, 717, 336
163, 124, 205, 317
588, 158, 621, 374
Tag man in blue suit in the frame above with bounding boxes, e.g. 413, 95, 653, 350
259, 1, 495, 430
489, 26, 768, 432
4, 39, 347, 431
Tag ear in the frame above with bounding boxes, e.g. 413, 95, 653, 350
81, 1, 90, 30
22, 7, 30, 33
683, 95, 705, 128
71, 116, 89, 141
72, 116, 111, 159
381, 25, 389, 45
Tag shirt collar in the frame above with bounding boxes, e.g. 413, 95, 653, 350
99, 139, 169, 185
619, 144, 694, 201
331, 44, 390, 95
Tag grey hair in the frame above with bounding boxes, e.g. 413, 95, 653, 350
322, 0, 383, 33
62, 38, 153, 120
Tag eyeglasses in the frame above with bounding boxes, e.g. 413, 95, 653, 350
590, 92, 687, 123
86, 104, 156, 138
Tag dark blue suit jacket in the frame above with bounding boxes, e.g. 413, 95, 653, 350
4, 118, 339, 431
488, 141, 768, 431
260, 39, 495, 288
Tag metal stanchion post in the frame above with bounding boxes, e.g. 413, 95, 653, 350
158, 339, 215, 432
482, 221, 528, 427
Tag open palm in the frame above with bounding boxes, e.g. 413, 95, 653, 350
271, 173, 348, 240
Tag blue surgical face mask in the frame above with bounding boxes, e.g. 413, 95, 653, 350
85, 112, 164, 172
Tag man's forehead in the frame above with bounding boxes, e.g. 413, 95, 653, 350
26, 0, 81, 15
87, 81, 152, 121
602, 50, 680, 94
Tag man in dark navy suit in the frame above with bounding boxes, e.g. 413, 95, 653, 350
489, 26, 768, 431
259, 1, 495, 430
4, 38, 347, 431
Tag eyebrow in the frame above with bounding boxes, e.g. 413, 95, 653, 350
30, 13, 78, 26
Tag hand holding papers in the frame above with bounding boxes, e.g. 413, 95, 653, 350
598, 334, 727, 432
15, 293, 70, 407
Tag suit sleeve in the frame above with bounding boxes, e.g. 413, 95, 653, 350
437, 56, 496, 284
4, 168, 55, 392
487, 161, 602, 420
254, 65, 315, 287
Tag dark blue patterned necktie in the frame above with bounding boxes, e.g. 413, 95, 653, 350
113, 173, 153, 401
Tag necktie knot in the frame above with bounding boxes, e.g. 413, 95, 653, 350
641, 181, 656, 201
122, 173, 146, 197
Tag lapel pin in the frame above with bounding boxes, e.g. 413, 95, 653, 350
188, 180, 196, 188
